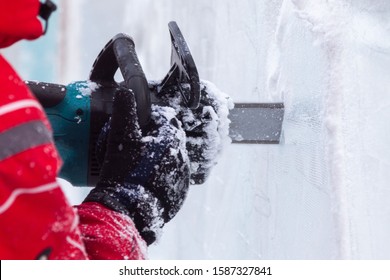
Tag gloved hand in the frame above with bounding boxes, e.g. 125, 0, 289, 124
85, 88, 190, 245
162, 80, 232, 184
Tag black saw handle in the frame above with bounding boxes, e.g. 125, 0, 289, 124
89, 22, 201, 127
158, 21, 200, 109
90, 33, 151, 128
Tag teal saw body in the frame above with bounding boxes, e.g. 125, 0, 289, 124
27, 81, 97, 186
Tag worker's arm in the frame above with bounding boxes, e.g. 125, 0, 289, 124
0, 0, 148, 260
0, 55, 88, 259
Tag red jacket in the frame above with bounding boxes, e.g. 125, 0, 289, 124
0, 0, 146, 259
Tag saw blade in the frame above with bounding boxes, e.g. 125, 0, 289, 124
229, 103, 284, 144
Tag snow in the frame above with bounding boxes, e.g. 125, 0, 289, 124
161, 79, 233, 183
75, 81, 99, 97
3, 0, 390, 259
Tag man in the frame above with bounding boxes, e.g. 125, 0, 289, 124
0, 0, 222, 259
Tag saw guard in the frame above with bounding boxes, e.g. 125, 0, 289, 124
158, 21, 201, 109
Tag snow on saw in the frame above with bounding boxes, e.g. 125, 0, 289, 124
27, 21, 284, 186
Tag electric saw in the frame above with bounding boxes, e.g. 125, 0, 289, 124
27, 21, 284, 186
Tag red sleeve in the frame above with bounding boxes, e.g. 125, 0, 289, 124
0, 55, 87, 259
76, 202, 147, 260
0, 0, 43, 48
0, 55, 147, 259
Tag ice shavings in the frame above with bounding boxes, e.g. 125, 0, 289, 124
200, 80, 234, 141
76, 80, 99, 97
120, 184, 165, 244
290, 0, 379, 259
147, 104, 189, 188
118, 104, 190, 240
74, 115, 82, 124
188, 80, 233, 182
158, 79, 233, 183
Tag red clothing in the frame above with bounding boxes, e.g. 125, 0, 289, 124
0, 0, 146, 259
76, 202, 146, 260
0, 0, 43, 48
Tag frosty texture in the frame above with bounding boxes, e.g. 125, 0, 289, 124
162, 80, 233, 184
86, 89, 190, 245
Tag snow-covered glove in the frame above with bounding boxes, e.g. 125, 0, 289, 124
163, 80, 232, 184
85, 88, 190, 245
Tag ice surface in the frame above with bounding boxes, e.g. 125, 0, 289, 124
4, 0, 390, 259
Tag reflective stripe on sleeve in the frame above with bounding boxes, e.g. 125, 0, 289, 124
0, 99, 42, 117
0, 182, 59, 214
0, 120, 53, 161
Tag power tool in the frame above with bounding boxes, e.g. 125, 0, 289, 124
27, 22, 284, 187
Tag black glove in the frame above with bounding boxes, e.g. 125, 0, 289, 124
163, 80, 231, 184
85, 88, 190, 245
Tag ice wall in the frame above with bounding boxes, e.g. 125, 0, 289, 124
3, 0, 390, 259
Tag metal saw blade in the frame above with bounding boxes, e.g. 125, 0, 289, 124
229, 103, 284, 144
